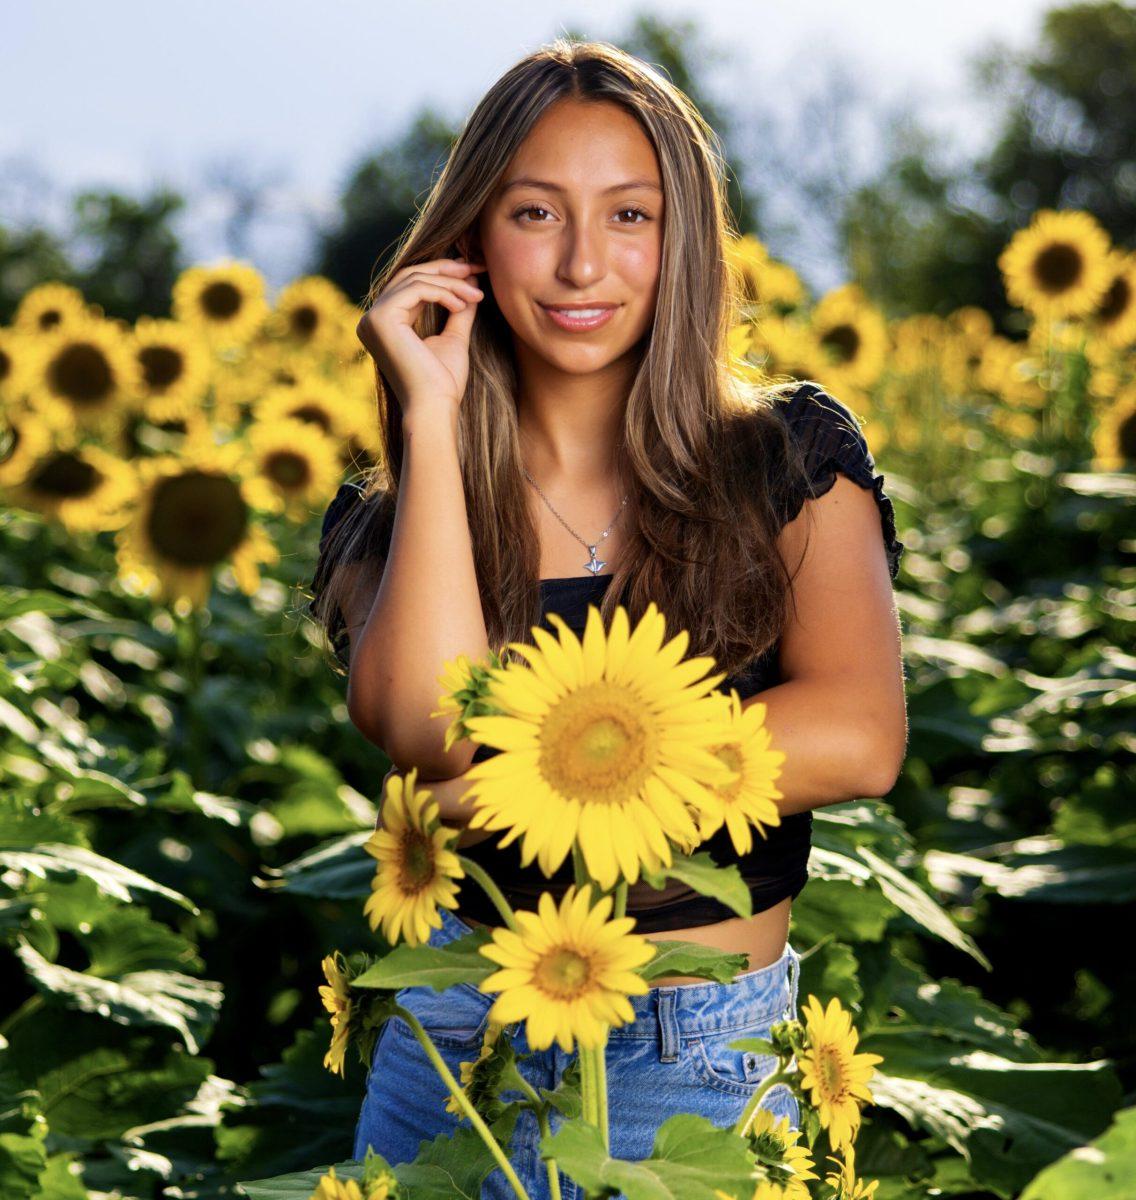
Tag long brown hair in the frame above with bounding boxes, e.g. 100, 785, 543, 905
309, 37, 816, 680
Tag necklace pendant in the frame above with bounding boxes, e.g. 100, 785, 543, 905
584, 545, 605, 575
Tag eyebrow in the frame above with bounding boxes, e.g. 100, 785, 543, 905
499, 176, 662, 196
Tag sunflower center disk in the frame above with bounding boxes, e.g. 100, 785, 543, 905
714, 744, 743, 799
1035, 242, 1083, 293
535, 947, 592, 998
398, 830, 436, 893
541, 683, 652, 804
818, 1046, 845, 1099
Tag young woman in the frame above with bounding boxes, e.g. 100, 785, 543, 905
308, 38, 907, 1199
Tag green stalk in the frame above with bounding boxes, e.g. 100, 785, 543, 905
458, 854, 519, 932
594, 1037, 610, 1152
733, 1068, 792, 1138
393, 1004, 531, 1199
572, 844, 587, 890
613, 880, 627, 920
505, 1073, 563, 1200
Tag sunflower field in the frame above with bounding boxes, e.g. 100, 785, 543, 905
1, 205, 1134, 1199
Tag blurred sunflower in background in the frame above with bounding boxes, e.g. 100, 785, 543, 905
243, 416, 343, 516
172, 260, 270, 351
116, 421, 278, 613
998, 208, 1114, 322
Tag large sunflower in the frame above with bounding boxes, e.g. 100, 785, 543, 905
318, 953, 353, 1078
460, 602, 739, 890
998, 209, 1114, 321
363, 767, 465, 947
714, 1109, 818, 1200
696, 693, 784, 856
477, 883, 655, 1052
796, 994, 883, 1151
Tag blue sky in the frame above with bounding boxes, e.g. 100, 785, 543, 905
2, 0, 1057, 294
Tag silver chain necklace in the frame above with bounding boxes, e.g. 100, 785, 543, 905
522, 467, 629, 576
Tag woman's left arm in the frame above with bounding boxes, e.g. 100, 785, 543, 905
749, 473, 908, 816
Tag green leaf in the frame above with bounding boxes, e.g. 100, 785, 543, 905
856, 943, 1040, 1060
924, 841, 1136, 904
637, 941, 748, 985
15, 937, 222, 1055
1020, 1102, 1136, 1199
790, 877, 892, 944
396, 1107, 520, 1199
541, 1054, 582, 1120
865, 1032, 1123, 1195
256, 832, 373, 899
640, 852, 752, 919
236, 1159, 380, 1200
795, 939, 862, 1016
857, 845, 991, 970
352, 928, 496, 992
0, 844, 197, 912
542, 1112, 756, 1200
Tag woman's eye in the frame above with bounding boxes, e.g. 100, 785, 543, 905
513, 206, 650, 224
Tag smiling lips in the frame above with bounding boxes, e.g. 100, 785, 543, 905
540, 302, 619, 331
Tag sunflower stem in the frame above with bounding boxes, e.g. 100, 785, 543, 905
572, 844, 587, 890
613, 881, 627, 920
179, 604, 207, 787
733, 1067, 791, 1138
457, 855, 519, 932
393, 1004, 532, 1200
594, 1034, 610, 1152
532, 1103, 564, 1200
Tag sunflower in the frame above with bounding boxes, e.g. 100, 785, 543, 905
130, 317, 215, 426
0, 408, 54, 490
696, 693, 784, 855
115, 422, 279, 613
443, 1019, 506, 1117
242, 417, 343, 516
24, 314, 142, 434
998, 209, 1114, 322
318, 953, 353, 1078
253, 375, 358, 442
309, 1164, 395, 1200
431, 650, 509, 753
460, 602, 739, 890
714, 1109, 818, 1200
1089, 251, 1136, 349
12, 282, 92, 335
478, 883, 655, 1052
797, 994, 883, 1151
823, 1141, 880, 1200
363, 767, 465, 947
1092, 383, 1136, 471
11, 443, 139, 534
810, 285, 889, 392
267, 275, 354, 354
172, 260, 270, 350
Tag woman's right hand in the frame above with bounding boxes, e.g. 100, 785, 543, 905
356, 255, 486, 425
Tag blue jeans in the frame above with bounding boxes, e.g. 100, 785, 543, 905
353, 907, 802, 1199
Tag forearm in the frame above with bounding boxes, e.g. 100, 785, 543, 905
347, 410, 489, 778
742, 675, 907, 816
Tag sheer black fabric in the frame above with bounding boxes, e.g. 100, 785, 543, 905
308, 382, 905, 931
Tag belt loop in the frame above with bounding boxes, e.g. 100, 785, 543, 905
656, 987, 679, 1063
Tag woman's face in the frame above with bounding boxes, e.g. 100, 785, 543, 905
474, 98, 665, 377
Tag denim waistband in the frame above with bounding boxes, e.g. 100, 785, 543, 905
431, 905, 801, 1043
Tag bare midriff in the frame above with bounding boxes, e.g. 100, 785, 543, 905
460, 894, 792, 987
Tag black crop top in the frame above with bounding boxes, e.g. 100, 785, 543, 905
308, 382, 905, 932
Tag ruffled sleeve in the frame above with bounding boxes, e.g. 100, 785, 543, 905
779, 383, 906, 581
